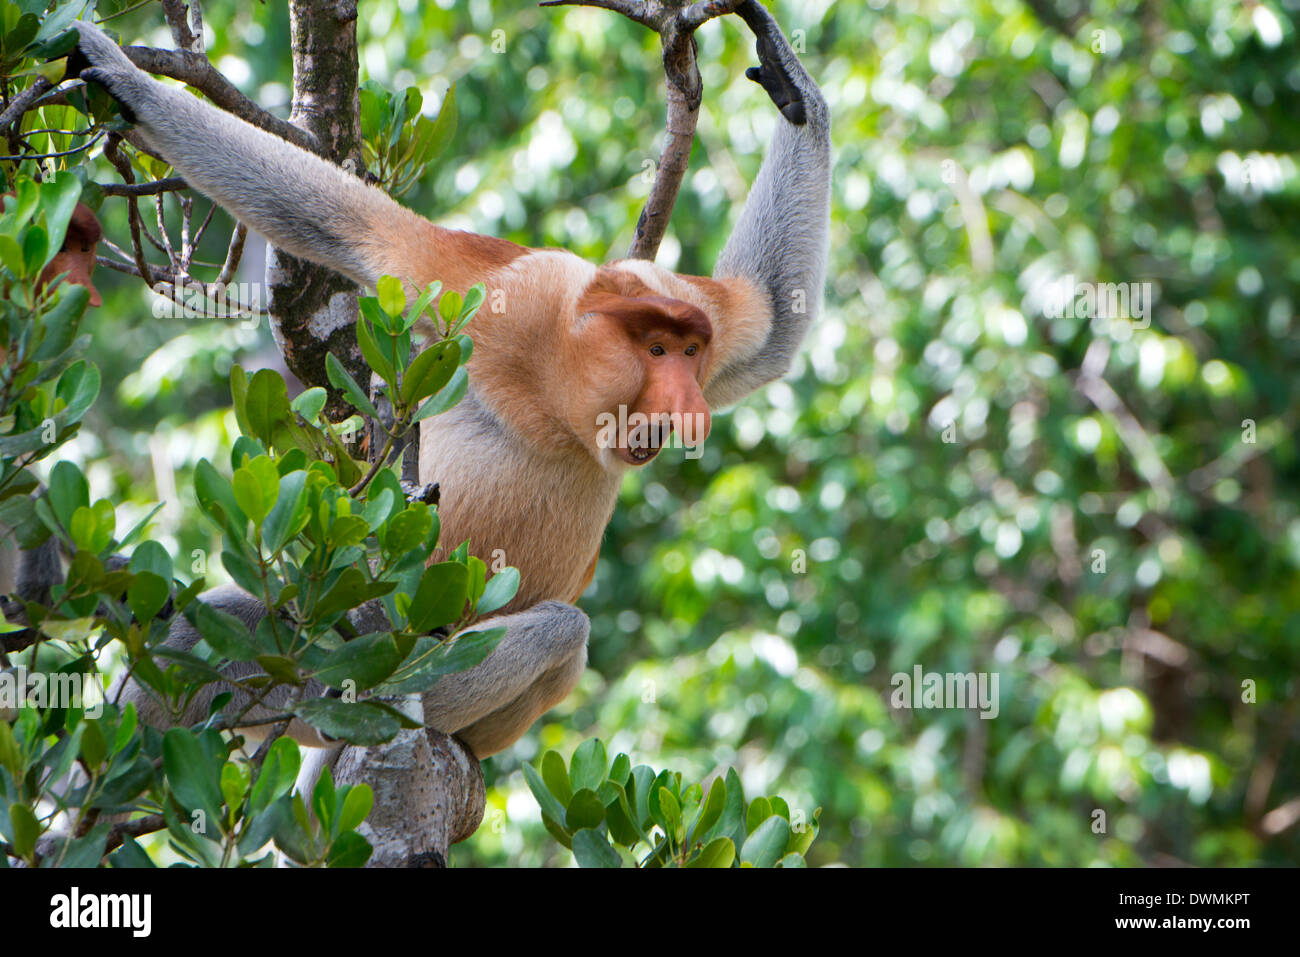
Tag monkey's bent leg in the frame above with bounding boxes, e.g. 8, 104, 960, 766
422, 600, 590, 757
112, 588, 588, 758
109, 584, 337, 747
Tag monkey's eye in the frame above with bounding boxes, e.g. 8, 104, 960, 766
685, 344, 698, 357
649, 344, 666, 357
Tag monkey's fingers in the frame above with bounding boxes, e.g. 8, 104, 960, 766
745, 57, 806, 126
70, 21, 142, 123
735, 3, 807, 125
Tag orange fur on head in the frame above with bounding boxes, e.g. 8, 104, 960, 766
41, 203, 103, 307
0, 196, 103, 307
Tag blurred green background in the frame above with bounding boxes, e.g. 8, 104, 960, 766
51, 0, 1300, 866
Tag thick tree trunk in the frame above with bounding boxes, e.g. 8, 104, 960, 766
269, 0, 370, 418
280, 0, 486, 866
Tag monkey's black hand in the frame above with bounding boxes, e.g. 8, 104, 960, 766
67, 21, 142, 124
736, 0, 807, 125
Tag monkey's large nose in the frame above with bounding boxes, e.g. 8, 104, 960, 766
670, 388, 711, 448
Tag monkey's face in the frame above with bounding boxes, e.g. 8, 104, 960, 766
38, 203, 103, 307
569, 295, 713, 470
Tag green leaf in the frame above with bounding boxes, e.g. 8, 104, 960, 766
704, 767, 746, 846
290, 387, 328, 423
221, 762, 250, 820
38, 171, 83, 255
523, 761, 568, 828
31, 283, 88, 361
47, 459, 88, 529
541, 749, 573, 807
338, 784, 374, 832
244, 369, 292, 447
163, 728, 224, 826
475, 564, 520, 616
185, 600, 260, 661
381, 505, 433, 555
412, 366, 468, 422
327, 829, 372, 867
22, 222, 48, 275
655, 786, 683, 841
129, 540, 173, 581
571, 828, 621, 868
437, 289, 464, 327
407, 561, 469, 632
292, 699, 402, 746
407, 280, 443, 327
313, 632, 403, 691
248, 738, 301, 815
262, 470, 310, 552
376, 275, 406, 318
325, 352, 380, 420
194, 459, 245, 528
356, 301, 397, 384
423, 83, 458, 162
686, 836, 736, 868
399, 339, 459, 405
0, 721, 21, 779
565, 788, 605, 832
230, 366, 252, 437
315, 568, 395, 619
108, 835, 157, 869
690, 777, 727, 844
55, 359, 100, 422
570, 738, 608, 793
127, 571, 170, 626
740, 815, 791, 868
376, 626, 506, 694
79, 720, 107, 770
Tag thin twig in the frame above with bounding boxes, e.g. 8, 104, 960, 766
0, 78, 53, 132
98, 176, 188, 196
102, 134, 155, 287
96, 0, 160, 24
216, 221, 248, 285
0, 132, 103, 162
104, 814, 167, 854
541, 0, 745, 261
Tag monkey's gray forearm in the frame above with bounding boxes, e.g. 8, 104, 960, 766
74, 21, 406, 288
708, 10, 831, 407
124, 84, 387, 285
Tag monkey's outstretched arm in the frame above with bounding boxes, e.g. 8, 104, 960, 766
70, 21, 523, 292
697, 1, 832, 409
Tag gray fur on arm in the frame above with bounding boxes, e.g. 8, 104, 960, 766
73, 20, 418, 288
705, 3, 831, 409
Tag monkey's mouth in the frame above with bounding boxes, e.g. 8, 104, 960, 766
619, 443, 662, 465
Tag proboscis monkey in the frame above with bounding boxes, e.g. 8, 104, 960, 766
67, 3, 830, 759
0, 198, 102, 598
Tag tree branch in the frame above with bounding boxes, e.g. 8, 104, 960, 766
97, 176, 188, 196
0, 78, 54, 132
120, 45, 322, 155
541, 0, 746, 261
